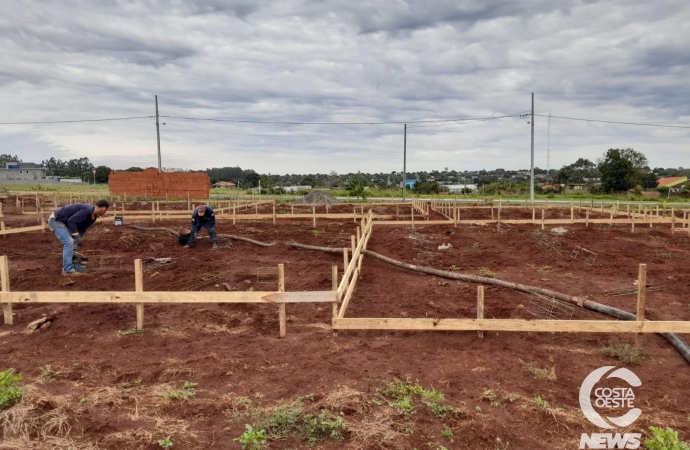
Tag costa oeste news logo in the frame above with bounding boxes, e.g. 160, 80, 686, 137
579, 366, 642, 449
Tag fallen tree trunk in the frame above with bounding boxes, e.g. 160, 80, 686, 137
286, 241, 690, 364
130, 225, 275, 247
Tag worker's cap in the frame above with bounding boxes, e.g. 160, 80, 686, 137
197, 205, 206, 215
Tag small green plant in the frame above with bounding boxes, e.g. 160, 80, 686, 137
264, 401, 302, 437
541, 278, 550, 282
537, 265, 552, 274
520, 360, 557, 382
302, 409, 345, 443
390, 397, 415, 415
441, 424, 454, 442
247, 287, 254, 292
158, 435, 173, 448
378, 376, 444, 401
482, 389, 497, 402
475, 406, 482, 412
156, 382, 197, 400
645, 426, 690, 450
115, 328, 145, 336
490, 401, 501, 407
479, 267, 495, 278
449, 265, 460, 271
601, 339, 643, 364
424, 401, 459, 418
0, 368, 23, 410
80, 397, 89, 403
225, 371, 233, 376
311, 229, 324, 237
39, 365, 54, 381
531, 396, 549, 409
235, 424, 267, 450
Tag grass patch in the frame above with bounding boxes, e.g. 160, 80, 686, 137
519, 360, 557, 382
115, 328, 145, 336
378, 376, 443, 402
645, 426, 690, 450
156, 381, 197, 400
537, 266, 552, 274
302, 409, 345, 444
441, 424, 454, 442
424, 401, 459, 418
0, 369, 23, 410
479, 267, 495, 278
600, 339, 643, 364
235, 424, 267, 450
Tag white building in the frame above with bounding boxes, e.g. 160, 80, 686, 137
282, 185, 312, 193
446, 184, 477, 193
0, 162, 47, 180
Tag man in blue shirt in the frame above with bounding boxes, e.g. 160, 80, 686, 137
185, 205, 218, 249
49, 199, 110, 275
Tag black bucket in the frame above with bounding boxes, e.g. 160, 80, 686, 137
177, 227, 191, 246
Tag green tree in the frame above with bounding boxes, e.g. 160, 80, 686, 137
0, 155, 21, 165
638, 171, 658, 189
347, 173, 369, 200
94, 166, 112, 184
598, 149, 636, 192
244, 172, 261, 188
124, 166, 144, 172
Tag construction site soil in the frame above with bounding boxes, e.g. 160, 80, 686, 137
1, 204, 689, 449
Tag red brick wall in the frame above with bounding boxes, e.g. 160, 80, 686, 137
108, 169, 210, 198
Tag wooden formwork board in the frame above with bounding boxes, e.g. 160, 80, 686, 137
331, 318, 690, 333
0, 291, 335, 304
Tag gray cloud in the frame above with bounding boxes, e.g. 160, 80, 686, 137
0, 0, 689, 173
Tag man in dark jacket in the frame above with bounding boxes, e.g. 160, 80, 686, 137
48, 199, 110, 275
185, 205, 218, 249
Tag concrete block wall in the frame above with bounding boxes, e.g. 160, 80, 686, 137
108, 169, 210, 198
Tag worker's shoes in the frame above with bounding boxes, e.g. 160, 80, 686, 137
184, 244, 193, 248
212, 243, 219, 250
62, 270, 84, 276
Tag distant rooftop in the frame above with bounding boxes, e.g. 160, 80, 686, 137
657, 176, 687, 188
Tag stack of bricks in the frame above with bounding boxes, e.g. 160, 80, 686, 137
108, 169, 210, 198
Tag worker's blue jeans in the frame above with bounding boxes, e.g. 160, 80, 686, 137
48, 218, 76, 273
187, 223, 217, 246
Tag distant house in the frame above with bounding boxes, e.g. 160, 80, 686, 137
657, 176, 687, 192
0, 162, 46, 180
212, 181, 236, 189
446, 184, 477, 193
282, 185, 312, 193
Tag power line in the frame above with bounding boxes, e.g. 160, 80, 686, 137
406, 112, 529, 128
159, 113, 529, 126
0, 116, 152, 125
535, 114, 690, 129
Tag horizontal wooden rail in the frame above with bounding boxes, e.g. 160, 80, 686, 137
331, 318, 690, 333
0, 291, 335, 304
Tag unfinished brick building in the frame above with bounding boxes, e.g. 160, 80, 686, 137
108, 169, 210, 199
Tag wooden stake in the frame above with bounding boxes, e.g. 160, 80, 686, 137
332, 266, 338, 319
672, 208, 675, 233
635, 263, 647, 346
541, 208, 545, 230
351, 235, 356, 255
532, 205, 535, 221
343, 248, 349, 273
272, 203, 276, 225
312, 206, 316, 228
278, 263, 286, 338
135, 259, 144, 329
1, 255, 11, 325
411, 206, 414, 228
477, 285, 484, 339
586, 209, 589, 227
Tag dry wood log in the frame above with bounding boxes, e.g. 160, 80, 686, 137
129, 225, 275, 247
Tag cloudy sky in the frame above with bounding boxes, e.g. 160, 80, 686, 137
1, 0, 689, 174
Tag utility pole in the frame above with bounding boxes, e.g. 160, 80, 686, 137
403, 124, 407, 202
530, 92, 535, 203
155, 95, 162, 172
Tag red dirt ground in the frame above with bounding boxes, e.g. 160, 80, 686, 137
0, 204, 689, 449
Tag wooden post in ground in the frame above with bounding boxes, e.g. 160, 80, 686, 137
586, 209, 589, 227
343, 248, 349, 273
631, 216, 635, 233
600, 202, 604, 213
635, 263, 647, 346
579, 200, 582, 211
353, 207, 356, 223
491, 205, 494, 220
627, 203, 630, 217
672, 208, 675, 233
273, 203, 276, 225
497, 202, 501, 225
477, 285, 484, 339
1, 255, 11, 325
332, 266, 338, 319
571, 203, 574, 222
233, 205, 236, 225
541, 208, 545, 230
532, 205, 535, 222
278, 263, 286, 338
351, 235, 356, 255
312, 206, 316, 228
411, 206, 415, 229
135, 259, 144, 329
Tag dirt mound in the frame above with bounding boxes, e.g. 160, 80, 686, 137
293, 190, 341, 205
